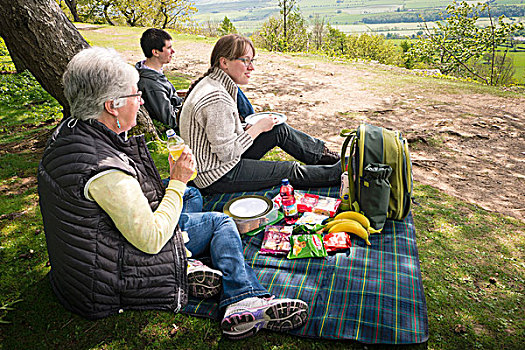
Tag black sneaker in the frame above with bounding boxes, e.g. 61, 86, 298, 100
316, 146, 340, 165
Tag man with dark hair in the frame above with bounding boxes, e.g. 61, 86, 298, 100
136, 28, 183, 130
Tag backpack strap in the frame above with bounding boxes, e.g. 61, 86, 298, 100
340, 128, 354, 173
340, 129, 360, 212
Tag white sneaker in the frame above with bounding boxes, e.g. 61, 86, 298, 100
221, 296, 308, 339
187, 259, 222, 299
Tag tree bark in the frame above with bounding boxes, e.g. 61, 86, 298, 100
0, 0, 90, 115
103, 3, 115, 26
64, 0, 81, 22
0, 0, 158, 138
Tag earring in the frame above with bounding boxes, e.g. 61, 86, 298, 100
116, 118, 121, 129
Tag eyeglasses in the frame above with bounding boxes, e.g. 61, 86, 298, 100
117, 91, 142, 101
236, 57, 256, 67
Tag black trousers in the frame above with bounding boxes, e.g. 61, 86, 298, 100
203, 123, 342, 194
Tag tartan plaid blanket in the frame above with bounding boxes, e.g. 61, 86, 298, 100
182, 186, 429, 344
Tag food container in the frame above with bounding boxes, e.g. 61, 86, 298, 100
223, 195, 280, 234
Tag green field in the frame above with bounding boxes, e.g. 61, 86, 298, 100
387, 38, 525, 84
508, 49, 525, 83
192, 0, 525, 35
192, 0, 525, 85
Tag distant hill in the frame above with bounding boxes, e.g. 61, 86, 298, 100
191, 0, 525, 36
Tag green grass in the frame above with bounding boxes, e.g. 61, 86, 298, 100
508, 50, 525, 84
1, 30, 524, 350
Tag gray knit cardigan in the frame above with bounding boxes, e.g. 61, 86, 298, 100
179, 68, 253, 188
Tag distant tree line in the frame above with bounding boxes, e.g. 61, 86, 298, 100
361, 4, 525, 24
251, 0, 524, 86
252, 1, 404, 66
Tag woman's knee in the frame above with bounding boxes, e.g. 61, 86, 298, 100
183, 186, 203, 212
274, 122, 291, 135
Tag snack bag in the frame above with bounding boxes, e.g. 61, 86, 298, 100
323, 231, 352, 252
271, 193, 283, 209
288, 234, 328, 259
312, 196, 341, 217
260, 225, 293, 255
294, 212, 329, 226
292, 223, 324, 235
296, 192, 319, 212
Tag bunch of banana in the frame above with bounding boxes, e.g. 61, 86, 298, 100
332, 211, 381, 234
322, 212, 380, 246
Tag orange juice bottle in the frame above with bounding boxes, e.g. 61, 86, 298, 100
166, 129, 197, 180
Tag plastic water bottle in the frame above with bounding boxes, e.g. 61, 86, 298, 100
280, 179, 298, 224
166, 129, 197, 180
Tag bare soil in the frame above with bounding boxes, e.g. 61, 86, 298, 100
141, 40, 525, 222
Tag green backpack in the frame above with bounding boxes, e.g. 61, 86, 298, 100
340, 123, 413, 230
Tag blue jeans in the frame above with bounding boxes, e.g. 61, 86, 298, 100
179, 187, 269, 308
181, 186, 203, 214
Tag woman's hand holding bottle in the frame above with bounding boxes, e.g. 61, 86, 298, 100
166, 129, 197, 183
169, 145, 196, 183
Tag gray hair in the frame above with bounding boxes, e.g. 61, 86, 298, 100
63, 47, 139, 121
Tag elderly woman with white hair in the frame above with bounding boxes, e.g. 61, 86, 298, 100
37, 47, 308, 339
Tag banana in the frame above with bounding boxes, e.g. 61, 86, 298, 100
322, 219, 349, 231
333, 211, 382, 234
328, 219, 371, 245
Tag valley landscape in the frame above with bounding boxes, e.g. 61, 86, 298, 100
192, 0, 525, 36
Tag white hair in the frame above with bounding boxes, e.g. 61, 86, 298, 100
63, 47, 139, 121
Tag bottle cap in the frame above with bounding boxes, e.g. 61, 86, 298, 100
166, 129, 176, 138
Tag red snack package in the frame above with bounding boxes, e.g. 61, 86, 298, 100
260, 225, 293, 255
323, 231, 352, 252
297, 193, 319, 213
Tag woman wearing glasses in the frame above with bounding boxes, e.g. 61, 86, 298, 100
179, 34, 341, 194
38, 47, 308, 339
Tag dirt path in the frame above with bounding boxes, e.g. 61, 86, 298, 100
125, 39, 525, 222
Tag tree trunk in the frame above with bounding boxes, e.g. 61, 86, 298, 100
0, 0, 158, 138
162, 12, 169, 29
0, 0, 89, 116
9, 49, 27, 72
103, 4, 115, 26
64, 0, 81, 22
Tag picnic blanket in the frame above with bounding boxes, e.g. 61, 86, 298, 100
182, 186, 429, 344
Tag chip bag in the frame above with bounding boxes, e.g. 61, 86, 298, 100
292, 223, 324, 235
323, 231, 352, 252
288, 233, 328, 259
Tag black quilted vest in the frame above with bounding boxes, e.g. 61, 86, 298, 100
38, 117, 188, 320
